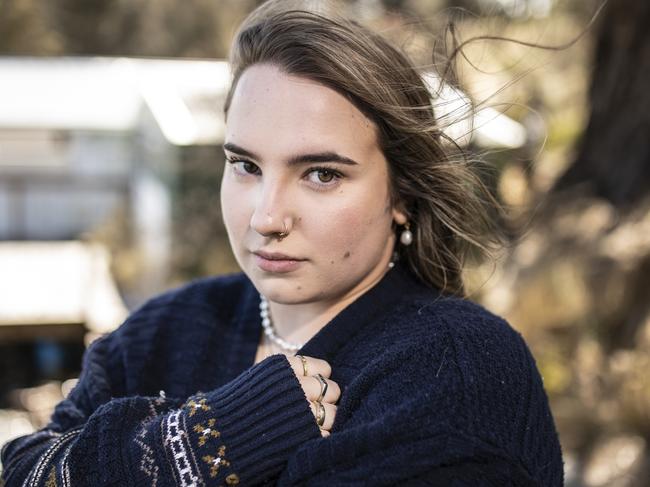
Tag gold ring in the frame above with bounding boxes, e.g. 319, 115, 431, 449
315, 400, 326, 427
296, 354, 308, 376
314, 373, 328, 402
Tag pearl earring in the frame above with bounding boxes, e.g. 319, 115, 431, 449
400, 222, 413, 246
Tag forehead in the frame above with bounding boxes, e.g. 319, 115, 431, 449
225, 64, 380, 160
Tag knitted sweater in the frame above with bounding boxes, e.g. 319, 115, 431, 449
1, 262, 563, 486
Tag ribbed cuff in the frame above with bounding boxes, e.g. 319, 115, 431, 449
205, 353, 321, 484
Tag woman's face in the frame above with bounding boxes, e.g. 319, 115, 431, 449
221, 64, 406, 305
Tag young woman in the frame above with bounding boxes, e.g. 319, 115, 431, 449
1, 1, 563, 485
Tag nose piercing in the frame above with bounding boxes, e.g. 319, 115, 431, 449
266, 213, 290, 240
277, 220, 289, 240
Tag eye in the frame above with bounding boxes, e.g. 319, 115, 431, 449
226, 157, 260, 175
306, 166, 343, 187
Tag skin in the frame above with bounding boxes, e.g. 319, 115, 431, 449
220, 63, 407, 347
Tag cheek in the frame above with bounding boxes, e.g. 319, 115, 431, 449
315, 192, 391, 255
220, 178, 249, 236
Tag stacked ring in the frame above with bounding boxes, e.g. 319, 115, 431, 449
296, 354, 309, 376
315, 401, 326, 427
314, 373, 328, 402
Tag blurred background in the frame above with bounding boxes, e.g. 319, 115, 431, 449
0, 0, 648, 485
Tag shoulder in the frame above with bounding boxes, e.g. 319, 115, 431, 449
136, 271, 251, 314
417, 294, 530, 360
107, 271, 252, 363
416, 296, 538, 384
118, 271, 251, 332
92, 271, 254, 395
413, 295, 539, 390
361, 293, 544, 416
378, 293, 528, 363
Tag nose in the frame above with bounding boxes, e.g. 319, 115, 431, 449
249, 180, 294, 238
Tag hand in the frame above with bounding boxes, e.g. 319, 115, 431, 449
286, 355, 340, 437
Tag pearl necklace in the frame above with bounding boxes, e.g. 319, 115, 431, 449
258, 259, 397, 353
259, 295, 304, 352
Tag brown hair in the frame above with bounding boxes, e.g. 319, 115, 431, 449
224, 0, 502, 296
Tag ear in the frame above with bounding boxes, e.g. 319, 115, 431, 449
391, 206, 408, 226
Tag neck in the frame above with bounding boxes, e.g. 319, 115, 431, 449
266, 255, 395, 347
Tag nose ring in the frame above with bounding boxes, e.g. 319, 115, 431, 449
277, 221, 289, 240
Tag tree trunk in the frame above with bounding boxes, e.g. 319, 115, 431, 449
553, 0, 650, 209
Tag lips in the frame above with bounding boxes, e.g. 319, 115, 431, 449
252, 250, 305, 273
253, 250, 305, 261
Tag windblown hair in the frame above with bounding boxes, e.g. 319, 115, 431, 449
224, 0, 502, 296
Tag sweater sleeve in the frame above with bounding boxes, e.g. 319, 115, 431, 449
1, 333, 321, 486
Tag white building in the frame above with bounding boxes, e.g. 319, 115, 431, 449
0, 57, 232, 299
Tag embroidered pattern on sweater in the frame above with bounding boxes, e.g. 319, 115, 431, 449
201, 445, 231, 478
44, 467, 56, 487
25, 427, 82, 487
193, 419, 220, 446
134, 422, 159, 486
185, 397, 211, 417
60, 444, 73, 487
162, 409, 205, 487
225, 473, 240, 485
133, 393, 171, 486
181, 393, 240, 485
2, 429, 59, 474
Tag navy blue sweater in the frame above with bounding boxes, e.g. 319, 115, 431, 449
1, 262, 563, 486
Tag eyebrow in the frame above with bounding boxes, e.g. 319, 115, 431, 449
223, 142, 359, 166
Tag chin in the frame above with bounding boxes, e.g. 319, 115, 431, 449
258, 286, 313, 305
246, 272, 303, 299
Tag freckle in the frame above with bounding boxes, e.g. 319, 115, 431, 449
343, 251, 350, 258
330, 260, 334, 264
297, 286, 302, 290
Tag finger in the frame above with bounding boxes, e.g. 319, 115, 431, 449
309, 401, 336, 431
286, 356, 308, 377
287, 356, 331, 378
299, 375, 341, 403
